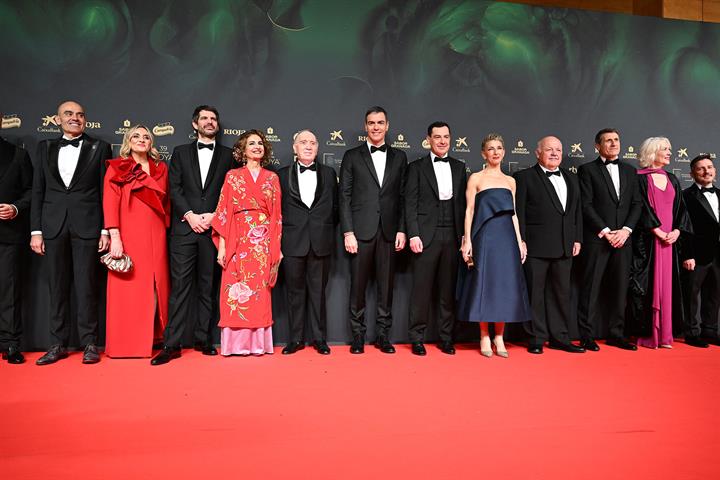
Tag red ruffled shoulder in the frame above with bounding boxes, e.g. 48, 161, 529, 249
106, 158, 147, 185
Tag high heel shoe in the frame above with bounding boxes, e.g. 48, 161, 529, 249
480, 336, 493, 357
493, 338, 509, 358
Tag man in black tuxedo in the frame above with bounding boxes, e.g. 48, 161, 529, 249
405, 121, 467, 356
515, 136, 584, 354
0, 134, 33, 364
681, 154, 720, 348
31, 100, 112, 365
152, 105, 233, 365
576, 128, 642, 351
339, 106, 407, 354
278, 130, 338, 355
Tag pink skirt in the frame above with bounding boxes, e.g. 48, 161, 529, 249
220, 327, 274, 356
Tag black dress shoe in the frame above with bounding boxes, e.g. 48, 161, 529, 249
606, 338, 638, 351
439, 341, 456, 355
82, 344, 100, 364
282, 341, 305, 355
702, 336, 720, 347
580, 338, 600, 351
374, 336, 395, 354
6, 346, 25, 364
411, 342, 426, 356
547, 341, 585, 353
527, 345, 544, 354
350, 335, 364, 354
36, 345, 68, 365
313, 341, 331, 355
151, 346, 181, 365
685, 336, 709, 348
194, 344, 218, 356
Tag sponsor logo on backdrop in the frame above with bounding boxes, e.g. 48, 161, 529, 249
622, 146, 637, 160
422, 139, 430, 150
676, 147, 689, 162
511, 140, 530, 155
391, 133, 411, 150
1, 114, 21, 129
699, 152, 717, 159
152, 122, 175, 137
569, 143, 584, 159
265, 127, 281, 143
115, 119, 132, 136
453, 136, 470, 154
357, 134, 367, 142
327, 130, 346, 147
157, 144, 171, 162
37, 114, 100, 133
222, 128, 246, 137
322, 152, 341, 170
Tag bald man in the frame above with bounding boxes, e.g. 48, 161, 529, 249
277, 130, 338, 354
31, 100, 112, 365
514, 136, 584, 354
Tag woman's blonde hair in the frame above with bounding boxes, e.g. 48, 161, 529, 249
638, 136, 670, 168
119, 124, 160, 161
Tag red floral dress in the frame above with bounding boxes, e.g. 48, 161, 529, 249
212, 167, 282, 337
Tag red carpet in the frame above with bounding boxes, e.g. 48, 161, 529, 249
2, 342, 719, 479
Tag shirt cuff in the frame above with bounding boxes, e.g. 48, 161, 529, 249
101, 229, 109, 236
31, 230, 42, 236
622, 226, 633, 233
343, 231, 354, 237
598, 227, 611, 238
183, 210, 193, 222
10, 205, 18, 217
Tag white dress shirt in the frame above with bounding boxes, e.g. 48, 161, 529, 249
197, 141, 214, 187
367, 141, 386, 186
697, 183, 719, 222
58, 136, 83, 188
430, 153, 453, 200
540, 165, 567, 211
297, 162, 317, 208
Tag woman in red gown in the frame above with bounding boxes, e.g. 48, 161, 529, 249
103, 125, 170, 358
212, 129, 282, 355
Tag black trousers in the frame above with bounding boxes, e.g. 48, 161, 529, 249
164, 232, 219, 348
576, 241, 632, 340
523, 255, 573, 346
283, 252, 330, 343
349, 228, 395, 338
0, 243, 22, 349
682, 256, 720, 338
44, 226, 101, 346
408, 227, 458, 343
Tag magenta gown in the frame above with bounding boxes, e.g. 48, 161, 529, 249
637, 175, 675, 348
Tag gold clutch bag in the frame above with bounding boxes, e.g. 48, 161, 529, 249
100, 252, 133, 273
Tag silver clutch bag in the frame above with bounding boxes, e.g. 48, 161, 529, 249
100, 252, 133, 273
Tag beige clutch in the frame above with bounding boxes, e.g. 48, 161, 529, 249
100, 252, 133, 273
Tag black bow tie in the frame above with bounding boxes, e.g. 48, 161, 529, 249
59, 137, 81, 148
603, 159, 619, 166
299, 163, 316, 173
370, 144, 387, 153
700, 186, 717, 194
433, 156, 449, 163
546, 171, 561, 177
198, 142, 214, 150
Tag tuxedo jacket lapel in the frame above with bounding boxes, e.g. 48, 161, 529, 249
287, 162, 303, 206
48, 140, 64, 188
68, 138, 96, 189
204, 145, 221, 191
361, 146, 380, 187
596, 159, 619, 203
420, 156, 439, 199
534, 164, 564, 214
189, 144, 203, 191
693, 186, 719, 223
311, 165, 324, 208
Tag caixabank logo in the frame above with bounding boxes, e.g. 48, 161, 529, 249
326, 130, 346, 147
37, 115, 100, 133
569, 142, 584, 159
452, 136, 470, 154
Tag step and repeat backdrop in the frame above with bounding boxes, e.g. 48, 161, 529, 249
1, 0, 718, 348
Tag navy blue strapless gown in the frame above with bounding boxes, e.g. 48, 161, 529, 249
457, 188, 532, 323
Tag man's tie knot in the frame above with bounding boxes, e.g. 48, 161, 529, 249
370, 144, 387, 153
59, 137, 81, 148
546, 171, 561, 177
198, 142, 214, 151
299, 163, 316, 173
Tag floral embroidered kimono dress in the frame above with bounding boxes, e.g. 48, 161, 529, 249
212, 167, 282, 355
